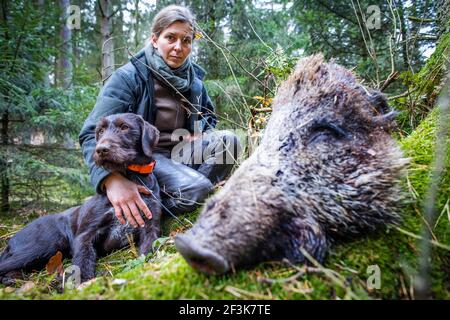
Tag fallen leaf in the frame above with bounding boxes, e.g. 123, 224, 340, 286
46, 251, 63, 275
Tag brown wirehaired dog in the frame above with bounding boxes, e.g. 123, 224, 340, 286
0, 113, 162, 284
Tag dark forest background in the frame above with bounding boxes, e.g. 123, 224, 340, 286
0, 0, 448, 213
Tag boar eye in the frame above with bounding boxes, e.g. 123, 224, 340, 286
121, 124, 129, 131
308, 122, 347, 144
98, 128, 105, 136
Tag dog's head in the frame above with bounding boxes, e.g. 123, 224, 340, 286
93, 113, 160, 173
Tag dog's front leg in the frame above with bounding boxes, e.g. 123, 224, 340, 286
72, 232, 97, 282
138, 221, 161, 255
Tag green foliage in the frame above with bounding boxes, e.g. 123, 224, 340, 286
393, 33, 450, 133
3, 84, 98, 208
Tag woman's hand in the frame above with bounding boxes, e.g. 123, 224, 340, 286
103, 172, 153, 228
183, 132, 202, 142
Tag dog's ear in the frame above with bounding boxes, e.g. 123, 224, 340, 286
141, 119, 160, 158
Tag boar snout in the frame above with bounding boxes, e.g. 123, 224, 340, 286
175, 234, 229, 275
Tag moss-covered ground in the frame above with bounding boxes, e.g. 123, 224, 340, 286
0, 108, 448, 300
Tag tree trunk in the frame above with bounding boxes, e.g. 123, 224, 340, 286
436, 0, 449, 39
200, 0, 222, 79
72, 0, 81, 76
397, 0, 410, 72
114, 0, 125, 64
1, 111, 10, 214
0, 0, 10, 213
99, 0, 115, 83
133, 0, 140, 50
37, 0, 51, 87
57, 0, 73, 88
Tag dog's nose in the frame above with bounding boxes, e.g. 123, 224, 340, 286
96, 144, 110, 156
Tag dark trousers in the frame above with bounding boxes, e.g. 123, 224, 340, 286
153, 130, 242, 215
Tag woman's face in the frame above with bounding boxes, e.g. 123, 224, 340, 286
151, 21, 193, 69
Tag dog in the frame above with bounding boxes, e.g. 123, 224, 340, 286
0, 113, 162, 284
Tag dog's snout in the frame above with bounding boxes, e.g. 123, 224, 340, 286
96, 143, 110, 156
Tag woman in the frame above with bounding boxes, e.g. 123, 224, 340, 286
79, 5, 241, 228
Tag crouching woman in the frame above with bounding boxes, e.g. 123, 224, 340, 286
79, 5, 241, 228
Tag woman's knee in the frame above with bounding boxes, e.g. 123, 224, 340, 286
163, 175, 213, 214
185, 175, 213, 201
208, 130, 242, 161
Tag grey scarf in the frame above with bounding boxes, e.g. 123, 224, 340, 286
144, 44, 195, 93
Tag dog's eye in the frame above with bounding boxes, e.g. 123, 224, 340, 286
98, 128, 105, 136
121, 124, 129, 131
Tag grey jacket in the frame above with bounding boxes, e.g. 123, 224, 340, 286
79, 49, 217, 193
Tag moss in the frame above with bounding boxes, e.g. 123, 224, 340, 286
394, 32, 450, 133
0, 108, 448, 300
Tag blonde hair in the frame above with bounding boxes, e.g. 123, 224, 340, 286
151, 5, 196, 37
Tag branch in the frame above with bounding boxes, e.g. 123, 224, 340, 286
97, 0, 105, 18
407, 16, 435, 23
9, 144, 79, 151
379, 71, 399, 91
417, 34, 438, 41
108, 6, 121, 19
316, 0, 357, 25
251, 107, 272, 114
387, 87, 418, 100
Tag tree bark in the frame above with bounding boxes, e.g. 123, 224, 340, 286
99, 0, 115, 83
114, 0, 125, 64
133, 0, 139, 50
0, 0, 10, 213
1, 111, 10, 214
397, 0, 410, 72
57, 0, 73, 88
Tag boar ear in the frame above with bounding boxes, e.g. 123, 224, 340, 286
368, 90, 400, 127
141, 119, 160, 158
368, 90, 390, 114
372, 110, 400, 126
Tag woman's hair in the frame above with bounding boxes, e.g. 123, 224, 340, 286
151, 5, 196, 37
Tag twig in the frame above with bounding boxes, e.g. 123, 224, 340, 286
433, 198, 449, 230
387, 87, 418, 100
224, 285, 273, 299
379, 71, 399, 91
395, 226, 450, 251
407, 16, 435, 23
299, 249, 360, 299
252, 107, 272, 113
257, 265, 323, 284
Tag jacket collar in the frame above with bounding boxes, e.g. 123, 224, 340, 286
130, 48, 206, 82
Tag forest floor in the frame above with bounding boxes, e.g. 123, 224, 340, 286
0, 108, 448, 300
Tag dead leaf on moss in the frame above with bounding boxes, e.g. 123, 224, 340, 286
46, 251, 63, 275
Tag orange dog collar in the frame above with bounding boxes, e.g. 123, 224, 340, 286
127, 160, 156, 174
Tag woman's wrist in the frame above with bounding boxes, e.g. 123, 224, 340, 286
103, 172, 122, 191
